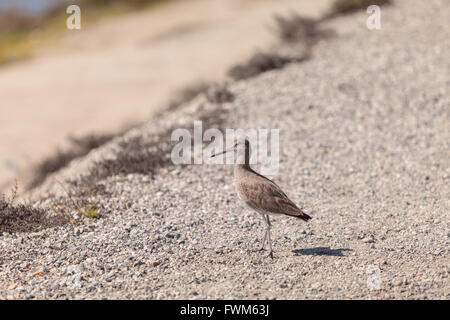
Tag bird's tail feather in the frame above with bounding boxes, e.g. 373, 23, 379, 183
290, 210, 311, 221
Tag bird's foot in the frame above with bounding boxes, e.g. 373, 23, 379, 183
250, 244, 266, 252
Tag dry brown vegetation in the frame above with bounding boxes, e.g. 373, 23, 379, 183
166, 82, 235, 113
0, 183, 69, 233
227, 8, 336, 81
326, 0, 392, 18
273, 14, 334, 45
227, 52, 307, 81
27, 133, 117, 190
165, 82, 211, 112
205, 84, 235, 104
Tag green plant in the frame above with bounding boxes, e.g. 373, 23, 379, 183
78, 203, 99, 219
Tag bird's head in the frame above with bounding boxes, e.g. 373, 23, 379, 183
210, 138, 250, 158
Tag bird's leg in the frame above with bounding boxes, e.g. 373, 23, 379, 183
255, 213, 267, 251
265, 214, 273, 259
259, 227, 268, 251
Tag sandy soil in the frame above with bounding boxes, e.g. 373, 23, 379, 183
0, 0, 332, 192
1, 0, 448, 300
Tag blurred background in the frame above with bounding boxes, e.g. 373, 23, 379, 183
0, 0, 339, 192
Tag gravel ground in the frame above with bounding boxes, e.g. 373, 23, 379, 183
1, 0, 449, 299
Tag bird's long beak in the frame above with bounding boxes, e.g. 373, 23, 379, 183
211, 148, 232, 158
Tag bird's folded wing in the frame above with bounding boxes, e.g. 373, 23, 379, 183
237, 181, 304, 216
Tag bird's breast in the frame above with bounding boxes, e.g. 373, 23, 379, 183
235, 181, 244, 200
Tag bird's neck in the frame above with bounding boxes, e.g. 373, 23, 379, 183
235, 147, 250, 166
235, 163, 251, 171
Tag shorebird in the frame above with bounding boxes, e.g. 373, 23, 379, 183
211, 138, 311, 258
